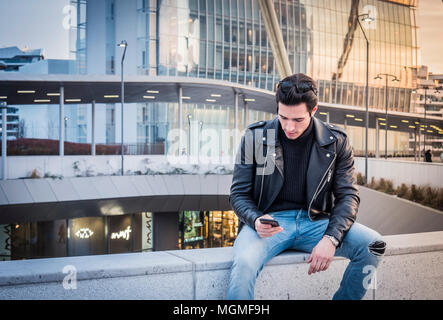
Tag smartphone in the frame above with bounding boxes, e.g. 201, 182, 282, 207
259, 218, 280, 227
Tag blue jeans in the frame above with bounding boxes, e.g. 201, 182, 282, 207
226, 209, 386, 300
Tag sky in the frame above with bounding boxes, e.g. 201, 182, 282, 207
0, 0, 442, 73
0, 0, 70, 59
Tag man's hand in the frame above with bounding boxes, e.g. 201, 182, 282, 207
255, 214, 283, 238
307, 236, 336, 275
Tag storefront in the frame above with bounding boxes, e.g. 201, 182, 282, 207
0, 212, 153, 261
0, 210, 239, 261
179, 210, 239, 250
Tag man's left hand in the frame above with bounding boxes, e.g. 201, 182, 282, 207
307, 237, 336, 275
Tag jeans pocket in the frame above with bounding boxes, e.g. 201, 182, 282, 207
302, 218, 330, 240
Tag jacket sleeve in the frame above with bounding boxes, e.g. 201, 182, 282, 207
324, 134, 360, 247
229, 131, 263, 231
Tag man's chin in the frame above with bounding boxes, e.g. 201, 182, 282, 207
285, 133, 300, 139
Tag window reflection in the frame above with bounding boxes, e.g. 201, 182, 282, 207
178, 210, 238, 250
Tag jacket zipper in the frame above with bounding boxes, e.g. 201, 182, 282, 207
307, 154, 336, 221
257, 156, 267, 209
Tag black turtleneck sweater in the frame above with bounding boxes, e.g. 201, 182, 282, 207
265, 117, 315, 213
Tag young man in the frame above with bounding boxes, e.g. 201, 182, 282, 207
227, 73, 386, 300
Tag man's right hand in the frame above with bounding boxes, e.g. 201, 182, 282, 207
255, 214, 284, 238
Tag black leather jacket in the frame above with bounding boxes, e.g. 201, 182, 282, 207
229, 116, 360, 248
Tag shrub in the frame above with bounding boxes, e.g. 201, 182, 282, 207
368, 177, 377, 189
408, 184, 424, 203
376, 178, 387, 192
29, 169, 41, 179
356, 172, 365, 186
435, 189, 443, 211
385, 180, 395, 195
422, 185, 435, 207
395, 184, 409, 198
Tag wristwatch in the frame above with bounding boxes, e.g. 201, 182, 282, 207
323, 235, 339, 247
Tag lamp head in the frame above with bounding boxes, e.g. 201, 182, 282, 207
117, 40, 128, 48
360, 14, 375, 23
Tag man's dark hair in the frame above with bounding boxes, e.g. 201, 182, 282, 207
275, 73, 319, 114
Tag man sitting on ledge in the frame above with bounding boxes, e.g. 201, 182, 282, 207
227, 73, 386, 300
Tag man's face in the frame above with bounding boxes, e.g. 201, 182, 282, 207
277, 102, 317, 140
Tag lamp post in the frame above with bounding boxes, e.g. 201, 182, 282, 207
117, 40, 128, 176
187, 114, 192, 162
198, 121, 204, 164
356, 13, 374, 184
64, 116, 69, 141
422, 86, 429, 158
1, 101, 7, 180
375, 73, 400, 159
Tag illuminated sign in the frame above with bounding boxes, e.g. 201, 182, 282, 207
75, 228, 94, 239
111, 226, 132, 241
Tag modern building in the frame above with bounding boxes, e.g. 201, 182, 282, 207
0, 46, 44, 72
0, 106, 20, 140
1, 0, 442, 261
410, 67, 443, 158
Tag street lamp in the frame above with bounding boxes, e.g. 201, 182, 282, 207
117, 40, 127, 175
375, 73, 400, 159
187, 114, 192, 159
198, 121, 203, 163
64, 116, 69, 141
356, 12, 374, 184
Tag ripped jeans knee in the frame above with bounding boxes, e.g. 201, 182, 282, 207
368, 239, 387, 257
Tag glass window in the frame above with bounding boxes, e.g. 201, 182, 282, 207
223, 0, 230, 16
68, 217, 106, 257
231, 0, 237, 18
208, 15, 215, 41
109, 215, 133, 254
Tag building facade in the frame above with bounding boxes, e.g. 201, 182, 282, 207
80, 0, 422, 156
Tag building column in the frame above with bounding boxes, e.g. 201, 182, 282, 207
233, 90, 239, 161
59, 86, 65, 156
243, 102, 248, 130
153, 212, 179, 251
417, 124, 424, 161
91, 100, 96, 156
257, 0, 292, 78
1, 102, 7, 180
177, 85, 183, 155
414, 126, 417, 161
375, 119, 379, 158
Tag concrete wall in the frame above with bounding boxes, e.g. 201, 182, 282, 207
3, 155, 442, 189
0, 155, 235, 179
0, 231, 442, 300
355, 157, 443, 188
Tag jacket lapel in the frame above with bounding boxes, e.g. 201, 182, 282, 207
306, 117, 337, 206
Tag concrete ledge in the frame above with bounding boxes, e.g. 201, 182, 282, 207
1, 231, 443, 300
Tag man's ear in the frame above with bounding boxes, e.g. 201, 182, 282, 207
310, 104, 318, 117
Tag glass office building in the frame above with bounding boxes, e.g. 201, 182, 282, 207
4, 0, 421, 157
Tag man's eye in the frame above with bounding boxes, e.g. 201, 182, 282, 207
295, 119, 304, 123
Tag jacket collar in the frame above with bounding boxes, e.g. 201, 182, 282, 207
263, 116, 337, 147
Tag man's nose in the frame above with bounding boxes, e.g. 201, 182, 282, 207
285, 124, 296, 132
